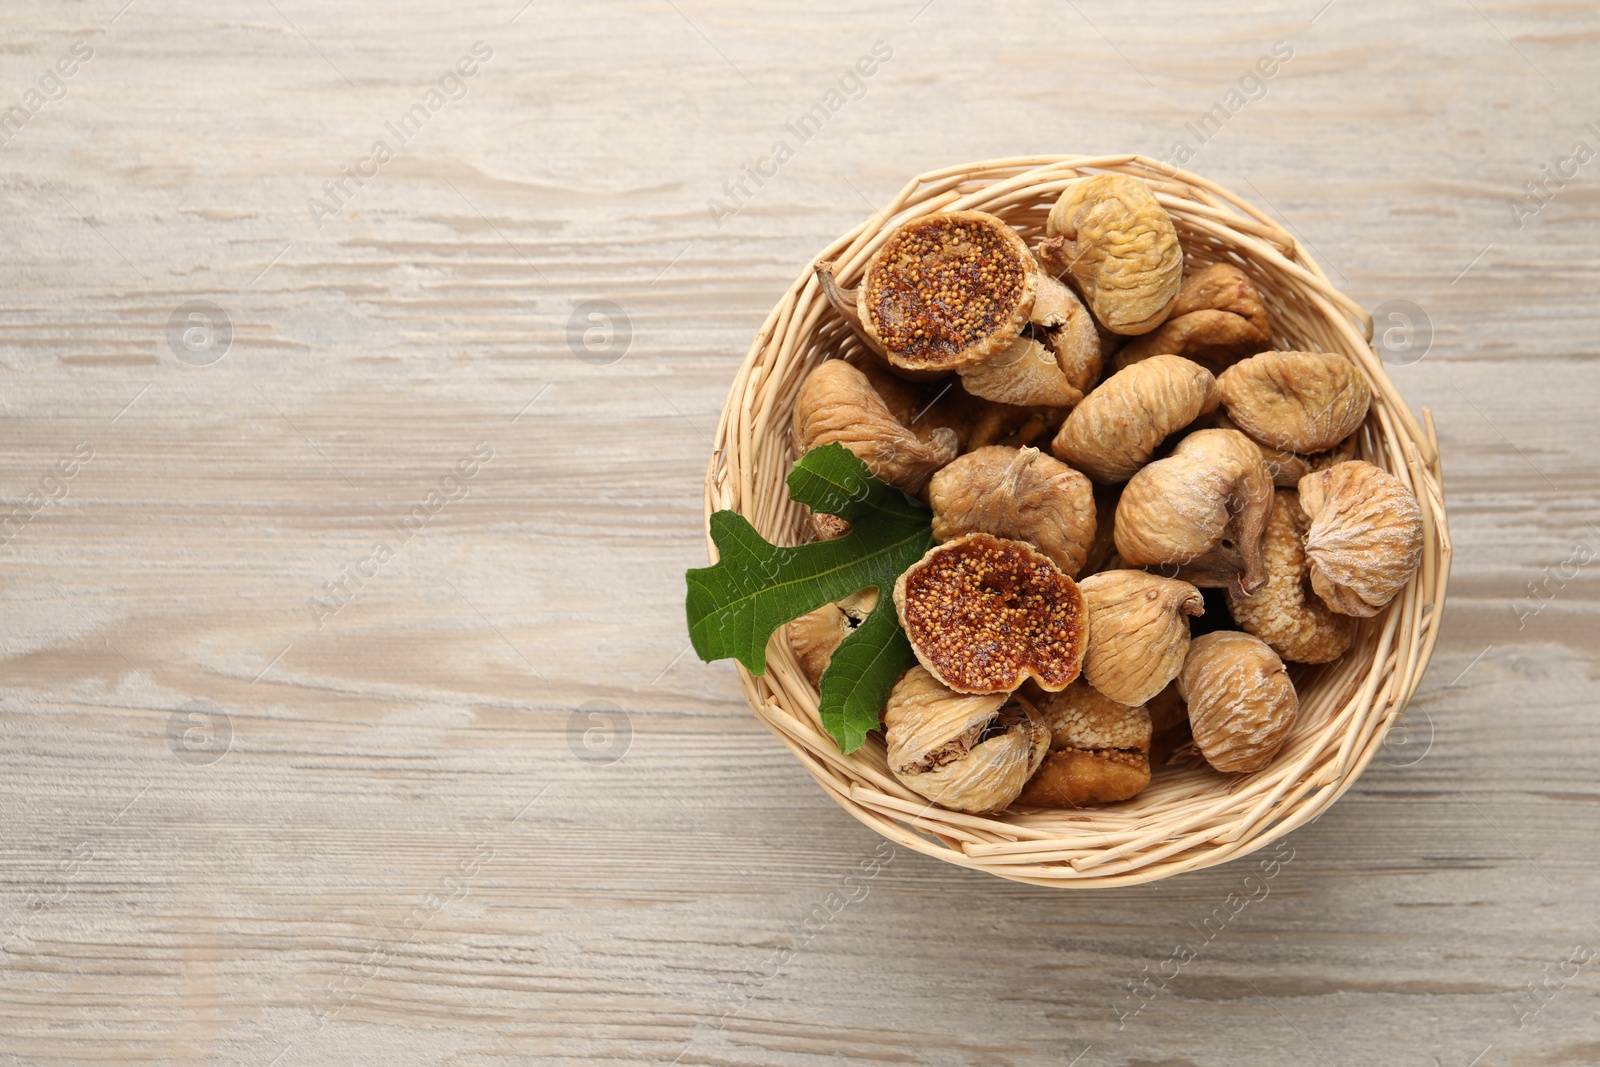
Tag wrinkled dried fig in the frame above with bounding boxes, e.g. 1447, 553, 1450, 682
1112, 263, 1271, 371
785, 589, 879, 686
1229, 491, 1356, 663
894, 533, 1089, 694
1017, 681, 1151, 806
1078, 570, 1204, 705
1114, 428, 1273, 597
1217, 350, 1371, 454
1179, 631, 1298, 773
1038, 174, 1182, 335
958, 334, 1085, 408
816, 211, 1070, 374
1050, 354, 1219, 483
1297, 461, 1424, 617
884, 666, 1049, 814
792, 360, 958, 494
1040, 280, 1105, 396
929, 446, 1096, 577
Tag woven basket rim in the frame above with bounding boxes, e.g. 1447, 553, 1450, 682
702, 154, 1452, 887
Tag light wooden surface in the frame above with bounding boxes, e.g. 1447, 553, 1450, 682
1, 1, 1596, 1064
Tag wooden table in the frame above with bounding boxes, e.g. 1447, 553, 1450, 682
2, 1, 1596, 1063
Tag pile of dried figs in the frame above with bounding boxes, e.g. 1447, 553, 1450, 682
786, 174, 1424, 815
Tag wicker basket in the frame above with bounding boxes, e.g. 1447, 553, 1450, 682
702, 154, 1450, 887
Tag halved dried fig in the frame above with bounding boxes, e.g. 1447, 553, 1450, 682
893, 533, 1089, 694
816, 211, 1068, 374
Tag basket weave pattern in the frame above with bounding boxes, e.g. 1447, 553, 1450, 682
703, 155, 1451, 887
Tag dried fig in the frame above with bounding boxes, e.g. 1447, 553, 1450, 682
816, 211, 1070, 374
1217, 350, 1371, 454
1018, 681, 1151, 806
1038, 174, 1182, 335
884, 666, 1049, 814
1039, 280, 1104, 396
958, 334, 1085, 409
893, 533, 1089, 694
1229, 491, 1356, 663
1112, 263, 1271, 371
928, 446, 1096, 577
1078, 570, 1204, 706
1179, 631, 1298, 773
792, 359, 958, 495
1297, 461, 1424, 617
785, 589, 879, 686
1050, 354, 1220, 483
1114, 428, 1273, 597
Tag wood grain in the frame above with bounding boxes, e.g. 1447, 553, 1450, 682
1, 0, 1597, 1063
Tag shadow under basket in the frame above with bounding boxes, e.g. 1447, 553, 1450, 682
702, 154, 1451, 887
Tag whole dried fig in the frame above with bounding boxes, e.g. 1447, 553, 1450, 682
1217, 350, 1371, 454
1017, 681, 1151, 806
1050, 354, 1220, 483
1229, 491, 1356, 663
1078, 570, 1204, 706
928, 446, 1096, 577
1114, 428, 1273, 597
1038, 174, 1182, 335
1297, 460, 1424, 617
816, 211, 1069, 374
884, 666, 1049, 814
958, 334, 1085, 409
785, 589, 879, 686
792, 359, 958, 495
1112, 263, 1271, 371
1039, 279, 1104, 396
1179, 631, 1298, 773
893, 533, 1089, 694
